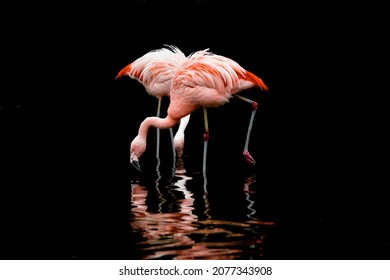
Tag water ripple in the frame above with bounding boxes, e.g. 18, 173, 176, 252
130, 169, 275, 260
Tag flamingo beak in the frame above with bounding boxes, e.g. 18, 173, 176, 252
132, 160, 142, 172
130, 152, 142, 172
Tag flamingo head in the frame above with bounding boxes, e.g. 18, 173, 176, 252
130, 135, 146, 171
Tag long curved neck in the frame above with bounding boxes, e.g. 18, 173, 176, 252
138, 116, 179, 139
177, 115, 190, 134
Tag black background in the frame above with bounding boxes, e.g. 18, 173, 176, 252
1, 1, 388, 259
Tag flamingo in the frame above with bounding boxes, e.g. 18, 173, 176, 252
130, 48, 269, 172
115, 45, 191, 167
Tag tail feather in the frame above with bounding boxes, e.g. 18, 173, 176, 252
115, 64, 132, 80
246, 70, 269, 91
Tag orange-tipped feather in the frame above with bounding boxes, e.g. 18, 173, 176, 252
115, 64, 132, 80
246, 70, 269, 91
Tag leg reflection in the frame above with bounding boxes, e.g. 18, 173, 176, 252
130, 168, 274, 259
243, 175, 256, 219
130, 174, 197, 244
203, 170, 211, 220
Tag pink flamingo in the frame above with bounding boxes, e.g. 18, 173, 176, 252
115, 45, 191, 165
130, 48, 269, 172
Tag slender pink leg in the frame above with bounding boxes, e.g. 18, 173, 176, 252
155, 98, 161, 159
156, 98, 176, 164
202, 107, 209, 173
235, 95, 258, 165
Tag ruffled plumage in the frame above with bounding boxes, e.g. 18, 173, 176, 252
116, 45, 187, 98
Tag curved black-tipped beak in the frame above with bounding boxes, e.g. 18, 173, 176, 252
130, 152, 142, 172
131, 160, 142, 172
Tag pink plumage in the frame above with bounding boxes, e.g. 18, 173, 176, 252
115, 45, 187, 98
168, 49, 268, 119
115, 45, 190, 162
129, 48, 269, 170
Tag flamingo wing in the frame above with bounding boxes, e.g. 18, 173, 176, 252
172, 49, 262, 102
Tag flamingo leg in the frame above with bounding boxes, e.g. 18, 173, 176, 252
234, 94, 258, 165
156, 98, 162, 160
201, 109, 209, 215
156, 98, 176, 163
203, 107, 209, 173
169, 128, 177, 173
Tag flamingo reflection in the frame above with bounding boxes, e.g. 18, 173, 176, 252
130, 143, 273, 259
130, 180, 241, 260
130, 169, 273, 259
130, 174, 197, 244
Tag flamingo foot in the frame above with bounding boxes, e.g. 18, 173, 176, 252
243, 151, 256, 165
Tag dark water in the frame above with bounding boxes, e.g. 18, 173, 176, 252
129, 155, 275, 260
128, 133, 390, 261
